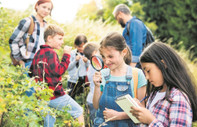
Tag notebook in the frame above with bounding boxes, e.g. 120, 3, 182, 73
115, 94, 141, 123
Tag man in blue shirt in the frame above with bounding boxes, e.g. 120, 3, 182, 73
113, 4, 147, 68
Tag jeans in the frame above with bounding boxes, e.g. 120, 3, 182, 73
24, 61, 35, 97
44, 94, 83, 127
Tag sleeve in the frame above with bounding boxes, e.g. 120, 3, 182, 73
67, 51, 77, 71
130, 20, 145, 63
9, 17, 31, 61
137, 69, 147, 89
85, 60, 90, 68
149, 93, 192, 127
48, 52, 71, 77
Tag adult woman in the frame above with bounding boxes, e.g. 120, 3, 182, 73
9, 0, 53, 68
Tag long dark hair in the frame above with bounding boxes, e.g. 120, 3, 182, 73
140, 42, 197, 121
99, 32, 131, 65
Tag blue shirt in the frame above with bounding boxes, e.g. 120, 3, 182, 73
123, 16, 147, 63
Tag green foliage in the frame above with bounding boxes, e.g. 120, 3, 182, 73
1, 3, 197, 126
0, 7, 81, 127
76, 0, 99, 20
139, 0, 197, 59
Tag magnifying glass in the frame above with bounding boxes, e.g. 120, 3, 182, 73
90, 55, 104, 71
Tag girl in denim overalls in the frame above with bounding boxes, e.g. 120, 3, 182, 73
93, 32, 147, 127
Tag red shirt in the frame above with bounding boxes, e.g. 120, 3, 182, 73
29, 45, 70, 100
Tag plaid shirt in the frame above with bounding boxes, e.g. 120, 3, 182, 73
9, 15, 47, 62
29, 45, 70, 100
138, 87, 192, 127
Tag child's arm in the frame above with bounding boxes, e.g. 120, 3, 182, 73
137, 85, 146, 107
49, 46, 71, 76
67, 51, 79, 71
103, 108, 130, 121
93, 71, 102, 109
148, 93, 192, 126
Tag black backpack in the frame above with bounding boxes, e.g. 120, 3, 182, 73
126, 18, 155, 49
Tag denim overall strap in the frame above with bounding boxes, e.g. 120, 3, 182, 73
94, 66, 136, 127
126, 66, 133, 85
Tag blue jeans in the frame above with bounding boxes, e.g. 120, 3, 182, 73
44, 94, 83, 127
24, 61, 35, 97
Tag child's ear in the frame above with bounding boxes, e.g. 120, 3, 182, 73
161, 59, 167, 68
122, 48, 128, 56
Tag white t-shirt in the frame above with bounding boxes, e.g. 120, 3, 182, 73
86, 64, 96, 103
100, 68, 147, 98
38, 26, 45, 49
148, 91, 166, 110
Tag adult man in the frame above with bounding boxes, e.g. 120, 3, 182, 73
113, 4, 147, 68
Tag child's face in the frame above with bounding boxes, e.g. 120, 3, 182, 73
100, 47, 125, 70
36, 2, 52, 18
141, 62, 164, 88
49, 34, 64, 49
75, 42, 85, 53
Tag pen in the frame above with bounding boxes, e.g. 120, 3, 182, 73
140, 96, 148, 103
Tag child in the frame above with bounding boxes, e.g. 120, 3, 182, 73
130, 42, 197, 126
93, 32, 147, 127
67, 34, 89, 99
83, 42, 100, 126
29, 24, 84, 127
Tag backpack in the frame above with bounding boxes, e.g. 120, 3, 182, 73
10, 16, 35, 66
126, 18, 155, 49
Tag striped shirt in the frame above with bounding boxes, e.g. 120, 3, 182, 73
139, 87, 192, 127
9, 15, 47, 62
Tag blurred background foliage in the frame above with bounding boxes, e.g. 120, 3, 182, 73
76, 0, 197, 60
0, 0, 197, 126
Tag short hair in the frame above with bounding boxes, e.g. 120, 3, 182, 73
44, 24, 64, 42
83, 42, 99, 60
113, 4, 131, 18
74, 34, 88, 46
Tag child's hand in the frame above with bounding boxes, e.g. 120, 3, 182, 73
82, 56, 88, 63
133, 98, 144, 107
93, 71, 102, 87
63, 45, 72, 54
130, 106, 156, 124
75, 55, 81, 61
103, 108, 119, 121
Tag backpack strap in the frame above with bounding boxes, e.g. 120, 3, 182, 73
25, 16, 35, 55
132, 67, 138, 98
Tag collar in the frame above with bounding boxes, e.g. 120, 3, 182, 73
40, 45, 52, 49
31, 15, 47, 24
126, 16, 137, 25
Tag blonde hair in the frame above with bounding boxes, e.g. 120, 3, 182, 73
44, 24, 64, 42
